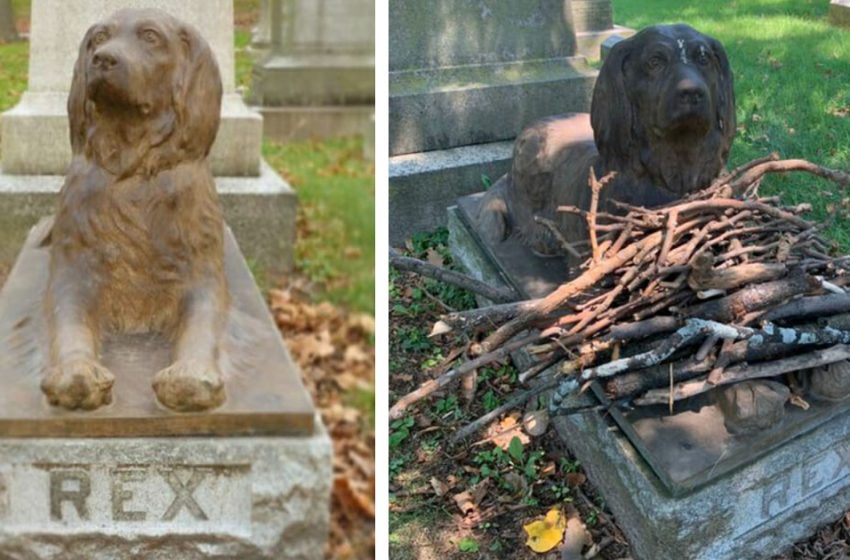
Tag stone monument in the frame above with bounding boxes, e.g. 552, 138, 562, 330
388, 0, 631, 245
0, 8, 330, 558
446, 22, 850, 560
0, 0, 295, 278
250, 0, 375, 142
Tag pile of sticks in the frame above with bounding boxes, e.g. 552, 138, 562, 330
389, 155, 850, 443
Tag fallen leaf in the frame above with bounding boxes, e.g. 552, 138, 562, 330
334, 476, 375, 519
487, 414, 531, 449
524, 507, 567, 553
565, 472, 586, 488
430, 477, 450, 497
425, 247, 444, 267
429, 320, 453, 338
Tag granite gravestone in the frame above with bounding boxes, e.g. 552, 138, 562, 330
251, 0, 375, 142
388, 0, 631, 245
0, 8, 330, 559
0, 0, 16, 43
0, 0, 296, 278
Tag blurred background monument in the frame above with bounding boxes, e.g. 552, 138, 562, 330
250, 0, 375, 142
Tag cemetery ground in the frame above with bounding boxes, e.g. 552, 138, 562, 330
389, 1, 850, 558
0, 1, 376, 558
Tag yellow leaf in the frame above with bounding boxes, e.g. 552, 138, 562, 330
523, 507, 566, 553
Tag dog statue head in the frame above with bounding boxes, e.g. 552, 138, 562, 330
68, 8, 222, 178
591, 24, 736, 196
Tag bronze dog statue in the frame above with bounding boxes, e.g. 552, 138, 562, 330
476, 24, 736, 258
41, 8, 228, 412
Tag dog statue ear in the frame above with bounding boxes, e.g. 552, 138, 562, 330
68, 27, 95, 156
709, 36, 736, 160
590, 38, 635, 171
173, 24, 222, 160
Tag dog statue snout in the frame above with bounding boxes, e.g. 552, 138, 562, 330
676, 77, 707, 106
92, 48, 119, 71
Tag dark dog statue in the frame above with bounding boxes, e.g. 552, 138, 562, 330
41, 9, 228, 412
476, 24, 736, 257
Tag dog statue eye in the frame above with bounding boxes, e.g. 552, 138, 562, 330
141, 29, 160, 44
647, 54, 667, 71
91, 31, 109, 47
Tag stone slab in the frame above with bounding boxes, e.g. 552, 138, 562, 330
389, 0, 577, 72
571, 0, 613, 33
0, 216, 314, 438
285, 0, 375, 56
0, 160, 296, 276
0, 0, 16, 42
0, 419, 332, 559
389, 59, 596, 156
577, 26, 634, 61
554, 404, 850, 559
1, 92, 262, 177
831, 0, 850, 27
389, 142, 512, 244
252, 54, 374, 106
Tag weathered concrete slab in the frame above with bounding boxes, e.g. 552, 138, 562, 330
389, 0, 578, 72
0, 217, 313, 438
390, 60, 596, 156
0, 161, 296, 276
389, 142, 512, 244
554, 404, 850, 559
0, 419, 332, 559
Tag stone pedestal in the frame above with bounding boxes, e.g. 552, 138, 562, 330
251, 0, 374, 142
0, 429, 332, 559
0, 220, 331, 557
0, 0, 296, 275
448, 197, 850, 558
388, 0, 604, 244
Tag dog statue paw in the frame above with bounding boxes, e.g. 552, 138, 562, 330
153, 359, 225, 413
716, 380, 790, 435
41, 357, 115, 411
808, 360, 850, 401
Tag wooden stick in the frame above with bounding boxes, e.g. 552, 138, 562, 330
635, 345, 850, 405
389, 249, 518, 303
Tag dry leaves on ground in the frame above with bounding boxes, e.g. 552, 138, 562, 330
269, 281, 375, 559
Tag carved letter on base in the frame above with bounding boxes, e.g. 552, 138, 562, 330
50, 469, 91, 521
111, 467, 147, 522
160, 469, 209, 521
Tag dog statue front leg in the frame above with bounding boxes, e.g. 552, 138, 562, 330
43, 263, 114, 410
153, 280, 227, 412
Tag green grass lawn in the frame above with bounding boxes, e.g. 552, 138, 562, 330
613, 0, 850, 247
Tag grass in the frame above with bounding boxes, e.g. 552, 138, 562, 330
264, 138, 375, 314
612, 0, 850, 248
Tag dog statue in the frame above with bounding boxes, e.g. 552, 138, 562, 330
42, 8, 228, 412
475, 24, 736, 258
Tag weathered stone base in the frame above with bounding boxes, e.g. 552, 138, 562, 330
0, 417, 332, 560
251, 54, 374, 106
0, 161, 297, 275
1, 93, 263, 176
258, 105, 374, 143
554, 406, 850, 559
576, 26, 635, 60
389, 142, 512, 244
448, 197, 850, 558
